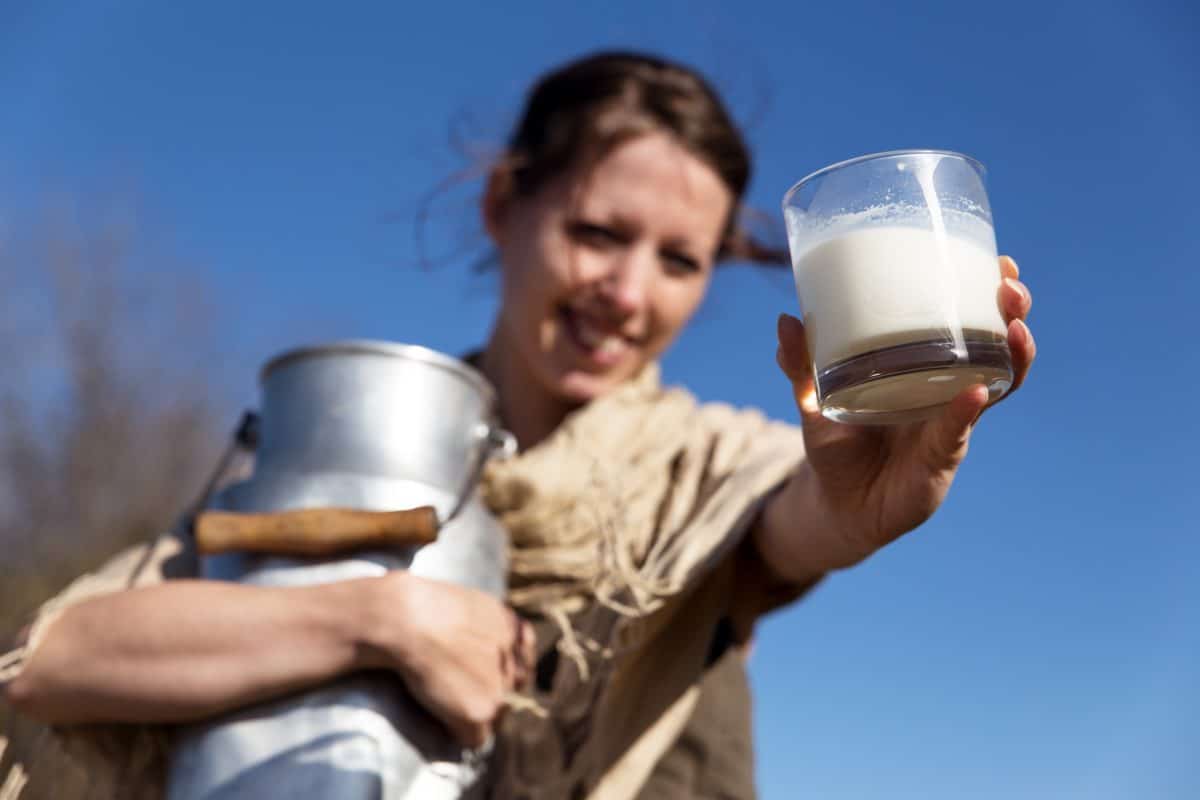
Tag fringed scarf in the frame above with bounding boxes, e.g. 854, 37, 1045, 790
480, 365, 806, 798
1, 364, 807, 800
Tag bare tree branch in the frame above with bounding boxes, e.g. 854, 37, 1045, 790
1, 195, 232, 799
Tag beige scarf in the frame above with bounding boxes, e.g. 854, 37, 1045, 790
1, 364, 806, 799
481, 364, 807, 798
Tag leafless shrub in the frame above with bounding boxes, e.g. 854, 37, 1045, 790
0, 197, 230, 799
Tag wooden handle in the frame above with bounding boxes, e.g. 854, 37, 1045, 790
195, 506, 439, 556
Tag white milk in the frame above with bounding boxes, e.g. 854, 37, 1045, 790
790, 225, 1006, 369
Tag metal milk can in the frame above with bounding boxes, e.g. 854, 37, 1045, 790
167, 341, 515, 800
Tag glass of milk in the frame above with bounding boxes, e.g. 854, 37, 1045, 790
782, 150, 1012, 424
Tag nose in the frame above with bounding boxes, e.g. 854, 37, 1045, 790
595, 245, 653, 317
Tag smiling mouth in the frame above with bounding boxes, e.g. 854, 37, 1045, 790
560, 307, 633, 367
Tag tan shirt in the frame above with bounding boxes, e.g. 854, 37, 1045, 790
2, 367, 815, 799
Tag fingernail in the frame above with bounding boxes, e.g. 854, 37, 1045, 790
1002, 255, 1019, 278
1003, 277, 1026, 301
1008, 317, 1030, 349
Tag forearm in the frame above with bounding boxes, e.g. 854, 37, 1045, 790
5, 578, 374, 725
754, 462, 870, 585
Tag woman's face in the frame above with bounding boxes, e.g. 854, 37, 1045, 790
487, 132, 733, 405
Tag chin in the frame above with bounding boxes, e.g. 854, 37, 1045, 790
552, 362, 641, 405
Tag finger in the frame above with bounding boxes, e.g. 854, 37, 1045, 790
523, 622, 536, 663
507, 609, 522, 647
458, 722, 490, 750
1006, 317, 1036, 394
980, 318, 1036, 412
776, 313, 821, 419
999, 277, 1032, 324
516, 621, 536, 681
508, 617, 531, 687
999, 255, 1019, 280
438, 693, 491, 749
499, 629, 520, 689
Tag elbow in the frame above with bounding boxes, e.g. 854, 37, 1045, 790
4, 672, 40, 718
4, 669, 73, 726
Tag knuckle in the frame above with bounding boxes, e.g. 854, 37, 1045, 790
463, 695, 502, 726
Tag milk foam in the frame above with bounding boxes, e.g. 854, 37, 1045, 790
789, 224, 1006, 367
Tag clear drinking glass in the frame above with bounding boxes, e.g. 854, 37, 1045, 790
782, 150, 1013, 424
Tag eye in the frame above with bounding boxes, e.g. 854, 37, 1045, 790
661, 249, 703, 276
567, 221, 624, 248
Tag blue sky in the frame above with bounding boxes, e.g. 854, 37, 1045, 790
2, 1, 1198, 797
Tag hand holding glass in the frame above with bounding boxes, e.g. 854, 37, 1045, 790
782, 150, 1012, 424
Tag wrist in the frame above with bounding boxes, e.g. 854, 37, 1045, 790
313, 575, 400, 672
757, 463, 871, 582
344, 572, 423, 674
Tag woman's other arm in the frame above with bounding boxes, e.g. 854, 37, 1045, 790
4, 572, 533, 748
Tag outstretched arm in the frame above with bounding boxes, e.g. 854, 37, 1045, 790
756, 256, 1036, 583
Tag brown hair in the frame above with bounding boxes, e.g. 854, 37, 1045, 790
494, 51, 786, 266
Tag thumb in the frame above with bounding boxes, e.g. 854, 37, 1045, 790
929, 384, 988, 466
776, 313, 821, 419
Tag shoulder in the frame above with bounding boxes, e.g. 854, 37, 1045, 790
655, 385, 806, 467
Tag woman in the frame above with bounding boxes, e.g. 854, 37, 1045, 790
2, 52, 1035, 798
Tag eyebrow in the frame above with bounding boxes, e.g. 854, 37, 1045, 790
592, 210, 709, 253
590, 210, 640, 235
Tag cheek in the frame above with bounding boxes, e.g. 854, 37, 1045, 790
513, 231, 576, 296
500, 233, 560, 311
650, 280, 710, 344
533, 233, 604, 293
